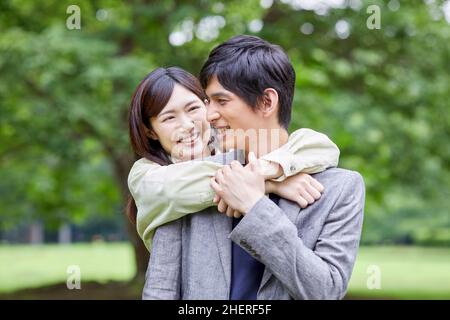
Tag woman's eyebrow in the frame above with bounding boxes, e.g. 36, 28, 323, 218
184, 100, 199, 107
159, 100, 199, 117
158, 109, 176, 117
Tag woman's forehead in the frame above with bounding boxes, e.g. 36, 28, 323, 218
163, 84, 202, 110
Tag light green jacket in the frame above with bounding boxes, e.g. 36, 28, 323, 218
128, 128, 340, 251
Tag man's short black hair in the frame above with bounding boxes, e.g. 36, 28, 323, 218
199, 35, 296, 130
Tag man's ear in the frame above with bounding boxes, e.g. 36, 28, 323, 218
145, 127, 158, 140
258, 88, 279, 118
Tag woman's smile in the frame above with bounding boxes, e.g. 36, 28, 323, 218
176, 131, 201, 147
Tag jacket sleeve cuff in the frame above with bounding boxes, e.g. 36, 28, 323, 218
228, 195, 285, 259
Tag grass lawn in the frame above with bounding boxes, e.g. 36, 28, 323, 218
0, 242, 135, 294
347, 246, 450, 299
0, 243, 449, 299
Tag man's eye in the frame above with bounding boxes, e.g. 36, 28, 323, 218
218, 99, 227, 106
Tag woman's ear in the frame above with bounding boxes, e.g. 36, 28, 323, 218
145, 127, 158, 140
258, 88, 279, 117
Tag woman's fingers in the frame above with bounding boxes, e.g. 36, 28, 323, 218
233, 210, 242, 218
305, 183, 322, 200
308, 177, 324, 193
297, 196, 309, 208
299, 189, 315, 204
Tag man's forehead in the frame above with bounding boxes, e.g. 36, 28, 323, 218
205, 77, 232, 98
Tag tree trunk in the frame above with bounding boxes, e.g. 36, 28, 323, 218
29, 221, 44, 245
111, 152, 149, 281
58, 223, 72, 244
125, 217, 149, 281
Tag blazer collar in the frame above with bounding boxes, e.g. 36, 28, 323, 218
211, 198, 301, 298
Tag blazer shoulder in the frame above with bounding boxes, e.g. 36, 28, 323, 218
312, 168, 365, 195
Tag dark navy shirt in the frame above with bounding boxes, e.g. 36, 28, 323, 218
229, 194, 279, 300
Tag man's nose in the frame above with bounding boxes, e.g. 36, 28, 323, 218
206, 102, 220, 124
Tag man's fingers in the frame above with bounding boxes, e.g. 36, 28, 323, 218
222, 165, 232, 176
230, 160, 243, 171
248, 151, 259, 171
309, 177, 324, 193
218, 199, 228, 213
249, 160, 262, 174
213, 194, 220, 203
248, 151, 257, 163
210, 177, 222, 194
215, 168, 226, 184
233, 210, 242, 218
225, 205, 234, 217
247, 152, 262, 173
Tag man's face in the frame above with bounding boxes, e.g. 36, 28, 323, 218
205, 76, 262, 152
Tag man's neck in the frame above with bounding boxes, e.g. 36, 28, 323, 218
245, 127, 289, 160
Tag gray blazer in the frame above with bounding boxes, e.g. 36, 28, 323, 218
143, 153, 365, 300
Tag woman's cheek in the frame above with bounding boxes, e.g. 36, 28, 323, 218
159, 124, 176, 155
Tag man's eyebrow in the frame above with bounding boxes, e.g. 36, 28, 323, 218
158, 100, 198, 117
209, 92, 232, 99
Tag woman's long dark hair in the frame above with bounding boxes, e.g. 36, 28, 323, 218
127, 67, 208, 224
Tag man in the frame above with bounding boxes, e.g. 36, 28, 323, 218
143, 35, 365, 299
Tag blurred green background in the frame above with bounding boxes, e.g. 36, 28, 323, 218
0, 0, 449, 299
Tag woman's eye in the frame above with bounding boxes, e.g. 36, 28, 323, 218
162, 116, 174, 122
189, 106, 200, 112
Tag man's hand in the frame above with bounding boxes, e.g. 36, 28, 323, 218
266, 173, 324, 208
210, 152, 265, 214
213, 194, 243, 218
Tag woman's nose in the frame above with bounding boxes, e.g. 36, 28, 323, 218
180, 115, 195, 131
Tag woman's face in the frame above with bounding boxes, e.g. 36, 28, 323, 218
150, 84, 211, 161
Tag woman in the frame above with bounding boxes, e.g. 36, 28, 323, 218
127, 67, 340, 252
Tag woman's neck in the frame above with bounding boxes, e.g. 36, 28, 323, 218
171, 146, 212, 163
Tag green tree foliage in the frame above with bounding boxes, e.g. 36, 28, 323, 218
1, 0, 449, 277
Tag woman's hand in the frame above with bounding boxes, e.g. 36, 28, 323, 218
267, 173, 324, 208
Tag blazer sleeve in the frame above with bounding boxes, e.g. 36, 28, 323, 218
229, 170, 365, 299
142, 218, 182, 300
